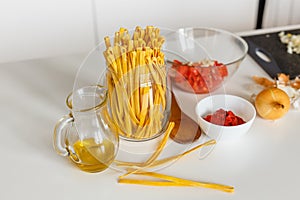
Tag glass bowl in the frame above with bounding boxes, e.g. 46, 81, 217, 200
165, 27, 248, 94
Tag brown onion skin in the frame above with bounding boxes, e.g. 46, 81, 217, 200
255, 88, 290, 120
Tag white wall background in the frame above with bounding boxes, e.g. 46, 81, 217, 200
94, 0, 258, 45
0, 0, 95, 63
263, 0, 300, 28
2, 0, 298, 64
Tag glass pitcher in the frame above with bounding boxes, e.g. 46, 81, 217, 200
53, 85, 119, 173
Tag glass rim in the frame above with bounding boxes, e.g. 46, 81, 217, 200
66, 85, 107, 112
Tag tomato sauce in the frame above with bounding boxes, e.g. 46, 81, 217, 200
203, 109, 246, 126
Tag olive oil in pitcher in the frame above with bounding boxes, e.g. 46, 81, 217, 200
68, 138, 115, 173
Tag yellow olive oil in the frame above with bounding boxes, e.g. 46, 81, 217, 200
69, 138, 115, 173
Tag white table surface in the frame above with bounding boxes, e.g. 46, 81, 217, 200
1, 25, 300, 200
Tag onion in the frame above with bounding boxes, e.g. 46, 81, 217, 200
255, 88, 290, 120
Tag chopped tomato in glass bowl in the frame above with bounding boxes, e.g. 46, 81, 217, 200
171, 59, 228, 94
164, 27, 248, 94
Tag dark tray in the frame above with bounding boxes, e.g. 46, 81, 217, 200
242, 29, 300, 79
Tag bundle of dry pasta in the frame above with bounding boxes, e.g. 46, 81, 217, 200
103, 26, 168, 140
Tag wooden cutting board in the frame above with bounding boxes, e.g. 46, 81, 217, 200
242, 29, 300, 79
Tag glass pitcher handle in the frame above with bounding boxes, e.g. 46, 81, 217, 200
53, 114, 74, 156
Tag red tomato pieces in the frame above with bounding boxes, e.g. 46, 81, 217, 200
171, 60, 228, 94
203, 109, 246, 126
